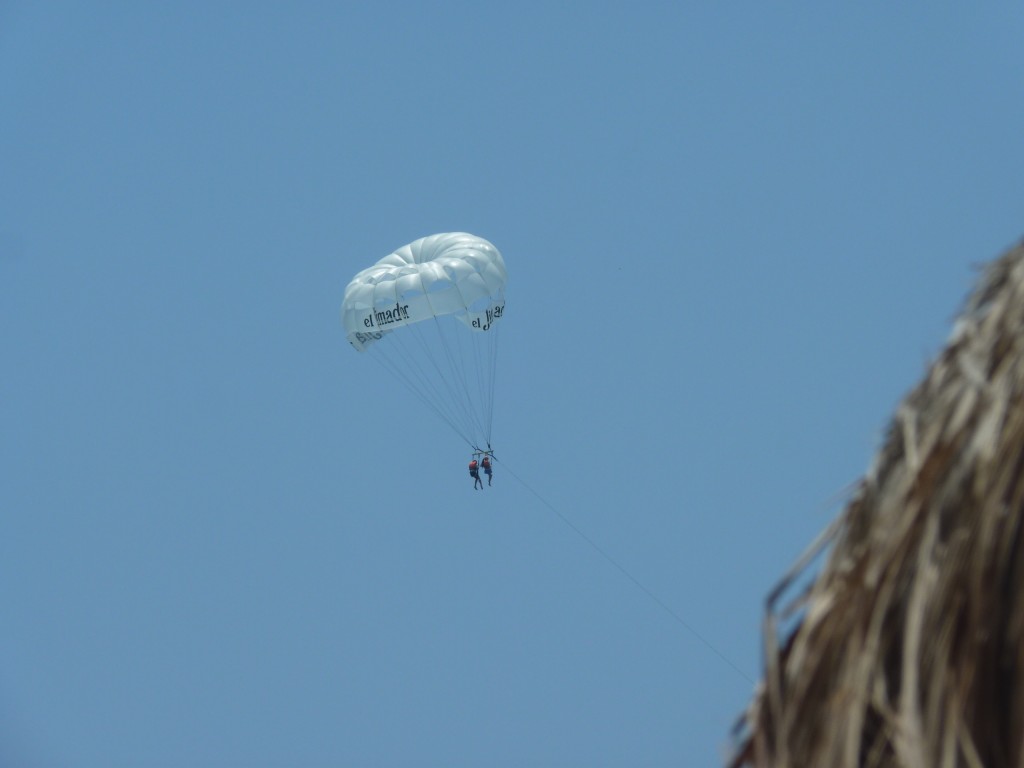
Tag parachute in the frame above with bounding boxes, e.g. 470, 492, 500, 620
342, 232, 507, 450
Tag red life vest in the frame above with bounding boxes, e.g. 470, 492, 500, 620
469, 460, 478, 471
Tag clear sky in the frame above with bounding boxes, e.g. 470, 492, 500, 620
2, 3, 1022, 766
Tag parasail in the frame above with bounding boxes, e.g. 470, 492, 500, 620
342, 232, 507, 450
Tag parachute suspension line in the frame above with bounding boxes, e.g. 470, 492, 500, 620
484, 322, 500, 447
366, 349, 475, 450
447, 316, 489, 443
463, 316, 495, 446
463, 323, 486, 438
436, 319, 486, 444
403, 319, 480, 442
365, 333, 476, 450
491, 456, 754, 686
360, 315, 499, 452
377, 329, 470, 439
429, 316, 489, 444
468, 320, 497, 448
377, 330, 445, 413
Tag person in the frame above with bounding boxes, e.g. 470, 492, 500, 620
481, 455, 493, 486
468, 458, 483, 490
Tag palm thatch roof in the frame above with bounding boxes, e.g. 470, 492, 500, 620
729, 239, 1024, 768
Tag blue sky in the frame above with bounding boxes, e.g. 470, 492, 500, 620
2, 3, 1022, 766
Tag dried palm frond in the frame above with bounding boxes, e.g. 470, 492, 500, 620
729, 239, 1024, 768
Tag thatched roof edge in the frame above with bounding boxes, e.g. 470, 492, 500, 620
728, 238, 1024, 768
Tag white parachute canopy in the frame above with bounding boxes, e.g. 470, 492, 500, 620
342, 232, 507, 449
